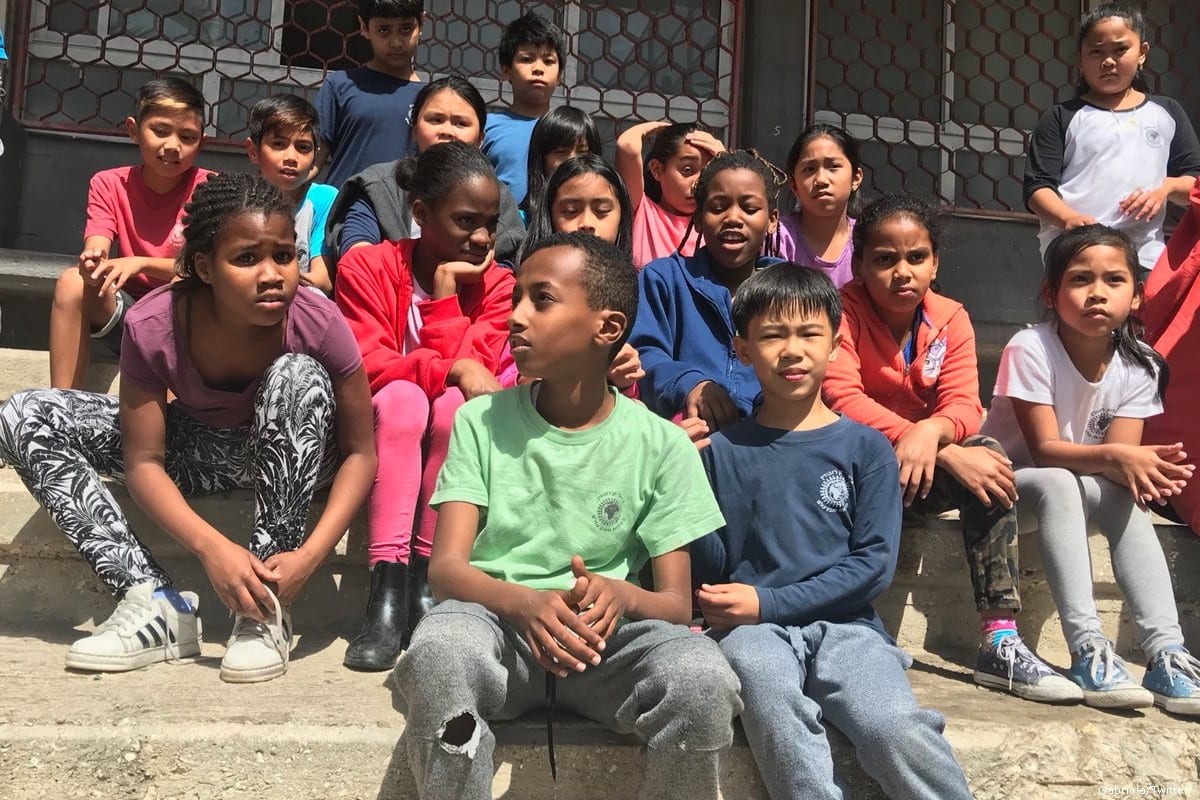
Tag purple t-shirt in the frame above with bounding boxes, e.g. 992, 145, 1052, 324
776, 213, 856, 288
120, 284, 363, 429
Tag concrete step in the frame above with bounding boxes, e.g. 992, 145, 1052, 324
0, 347, 119, 399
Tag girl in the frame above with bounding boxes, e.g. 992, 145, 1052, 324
521, 106, 603, 223
616, 120, 725, 268
824, 193, 1081, 704
335, 140, 516, 672
517, 153, 641, 391
629, 149, 783, 434
1024, 3, 1200, 273
0, 173, 376, 684
777, 123, 864, 287
981, 224, 1200, 714
326, 75, 526, 266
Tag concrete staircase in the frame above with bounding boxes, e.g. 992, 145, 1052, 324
2, 314, 1200, 796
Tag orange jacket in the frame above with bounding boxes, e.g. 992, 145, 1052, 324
823, 282, 984, 445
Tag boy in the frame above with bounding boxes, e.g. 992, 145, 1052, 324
246, 94, 336, 293
693, 264, 973, 799
50, 77, 212, 389
482, 11, 564, 206
315, 0, 423, 187
393, 232, 741, 800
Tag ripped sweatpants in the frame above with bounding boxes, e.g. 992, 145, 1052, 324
0, 353, 338, 594
394, 600, 743, 800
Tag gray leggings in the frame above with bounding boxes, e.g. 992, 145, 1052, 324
1015, 467, 1183, 658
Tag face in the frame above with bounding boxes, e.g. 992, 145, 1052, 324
411, 90, 482, 152
735, 307, 841, 407
790, 135, 862, 217
543, 137, 591, 178
246, 126, 317, 194
411, 175, 501, 265
650, 141, 706, 215
1079, 16, 1148, 98
503, 45, 560, 110
508, 245, 620, 380
699, 167, 779, 272
126, 110, 204, 187
359, 15, 421, 71
194, 211, 299, 327
550, 173, 621, 243
853, 214, 938, 321
1050, 244, 1138, 338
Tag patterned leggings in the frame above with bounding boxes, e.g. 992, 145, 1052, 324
0, 354, 338, 595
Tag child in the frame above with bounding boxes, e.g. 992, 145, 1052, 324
335, 141, 516, 671
521, 106, 603, 221
630, 150, 783, 435
327, 75, 526, 265
482, 11, 565, 206
1024, 3, 1200, 273
393, 231, 741, 799
517, 153, 641, 391
50, 77, 213, 390
777, 123, 864, 287
315, 0, 424, 188
823, 193, 1082, 703
0, 173, 377, 682
981, 224, 1200, 713
246, 94, 336, 294
694, 263, 973, 800
616, 120, 725, 268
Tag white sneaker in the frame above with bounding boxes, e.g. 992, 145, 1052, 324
65, 582, 201, 672
219, 588, 292, 684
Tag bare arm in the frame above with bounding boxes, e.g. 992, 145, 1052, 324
616, 120, 670, 211
1027, 187, 1095, 229
300, 255, 334, 294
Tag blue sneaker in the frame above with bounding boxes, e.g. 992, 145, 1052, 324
1068, 638, 1153, 710
1143, 646, 1200, 716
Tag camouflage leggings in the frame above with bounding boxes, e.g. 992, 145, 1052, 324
910, 435, 1021, 612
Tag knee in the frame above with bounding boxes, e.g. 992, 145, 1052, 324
855, 707, 947, 759
652, 637, 743, 736
53, 267, 84, 308
718, 626, 783, 687
1023, 466, 1080, 500
0, 390, 54, 453
963, 434, 1007, 459
373, 381, 431, 439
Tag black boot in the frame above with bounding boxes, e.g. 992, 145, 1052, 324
407, 556, 438, 639
344, 561, 409, 671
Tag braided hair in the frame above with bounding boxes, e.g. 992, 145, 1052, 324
175, 172, 294, 286
687, 148, 788, 258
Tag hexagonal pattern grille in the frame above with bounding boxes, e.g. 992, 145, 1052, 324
10, 0, 739, 149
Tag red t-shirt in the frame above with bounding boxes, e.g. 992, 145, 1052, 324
84, 166, 215, 298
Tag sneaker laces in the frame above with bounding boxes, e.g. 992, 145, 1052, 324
96, 593, 153, 636
1084, 639, 1123, 689
1160, 649, 1200, 688
230, 588, 289, 663
994, 635, 1047, 691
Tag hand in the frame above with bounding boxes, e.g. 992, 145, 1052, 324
607, 343, 644, 390
1118, 186, 1170, 222
1061, 212, 1097, 230
937, 443, 1018, 509
447, 358, 503, 400
676, 416, 712, 450
1103, 442, 1194, 508
569, 554, 630, 643
696, 582, 760, 628
684, 131, 726, 161
511, 586, 605, 678
431, 249, 494, 299
263, 548, 320, 606
685, 380, 739, 432
77, 247, 107, 285
894, 420, 943, 507
198, 537, 281, 621
88, 257, 145, 297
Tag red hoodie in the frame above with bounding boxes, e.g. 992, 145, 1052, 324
335, 239, 516, 398
823, 282, 983, 445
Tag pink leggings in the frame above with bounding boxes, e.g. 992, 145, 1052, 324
368, 381, 464, 566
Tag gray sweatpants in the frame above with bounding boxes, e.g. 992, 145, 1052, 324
1015, 467, 1184, 657
393, 599, 742, 800
718, 621, 972, 800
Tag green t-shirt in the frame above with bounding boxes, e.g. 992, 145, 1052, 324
431, 384, 726, 590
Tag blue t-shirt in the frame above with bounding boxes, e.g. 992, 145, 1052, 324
693, 415, 902, 637
482, 110, 539, 206
0, 28, 7, 61
315, 68, 422, 188
295, 182, 337, 274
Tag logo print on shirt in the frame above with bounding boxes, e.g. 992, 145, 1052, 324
593, 492, 624, 531
1085, 408, 1115, 441
1145, 126, 1164, 148
817, 470, 851, 513
168, 222, 186, 250
923, 338, 948, 380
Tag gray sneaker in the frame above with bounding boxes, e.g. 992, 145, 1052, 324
974, 634, 1083, 703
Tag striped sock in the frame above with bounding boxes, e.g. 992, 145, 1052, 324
982, 617, 1017, 649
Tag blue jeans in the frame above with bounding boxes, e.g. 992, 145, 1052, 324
718, 621, 972, 800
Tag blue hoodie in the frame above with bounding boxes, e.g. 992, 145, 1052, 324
631, 248, 784, 418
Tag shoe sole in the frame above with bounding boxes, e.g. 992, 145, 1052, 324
219, 661, 288, 684
973, 671, 1084, 703
1152, 692, 1200, 716
65, 638, 201, 673
342, 653, 401, 672
1082, 687, 1154, 709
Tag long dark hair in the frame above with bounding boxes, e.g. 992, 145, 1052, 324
519, 153, 633, 264
784, 122, 864, 215
523, 106, 604, 218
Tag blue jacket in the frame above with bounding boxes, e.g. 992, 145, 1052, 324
631, 248, 784, 418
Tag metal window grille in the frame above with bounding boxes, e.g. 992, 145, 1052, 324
6, 0, 739, 147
